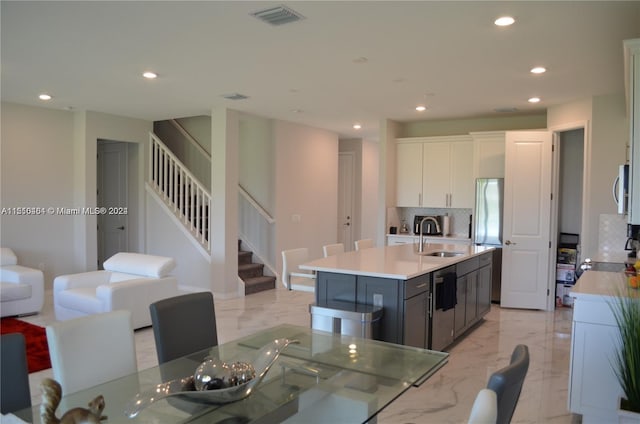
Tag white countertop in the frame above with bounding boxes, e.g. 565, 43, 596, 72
570, 270, 629, 301
300, 243, 494, 280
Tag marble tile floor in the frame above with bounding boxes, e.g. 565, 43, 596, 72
20, 288, 580, 423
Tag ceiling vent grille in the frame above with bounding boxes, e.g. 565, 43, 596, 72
250, 5, 305, 26
222, 93, 249, 101
494, 107, 519, 113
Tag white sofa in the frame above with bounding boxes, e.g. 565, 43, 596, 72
0, 247, 45, 317
53, 252, 179, 329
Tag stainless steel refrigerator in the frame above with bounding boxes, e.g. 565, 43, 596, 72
474, 178, 504, 302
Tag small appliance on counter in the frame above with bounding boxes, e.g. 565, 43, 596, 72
413, 215, 443, 235
625, 224, 640, 258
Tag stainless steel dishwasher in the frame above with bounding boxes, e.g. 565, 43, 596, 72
431, 265, 456, 351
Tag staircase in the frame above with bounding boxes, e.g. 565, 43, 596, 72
150, 131, 277, 296
238, 240, 276, 295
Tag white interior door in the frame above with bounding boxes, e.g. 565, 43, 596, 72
338, 153, 355, 250
501, 130, 553, 309
97, 141, 128, 268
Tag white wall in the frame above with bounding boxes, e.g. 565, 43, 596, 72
145, 189, 210, 292
78, 110, 151, 269
239, 113, 275, 214
548, 94, 628, 257
1, 103, 76, 286
275, 120, 338, 266
0, 103, 151, 286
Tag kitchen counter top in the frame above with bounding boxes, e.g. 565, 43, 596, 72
570, 270, 629, 301
300, 243, 494, 280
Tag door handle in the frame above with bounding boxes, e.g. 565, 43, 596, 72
117, 226, 125, 230
343, 222, 350, 226
505, 240, 516, 245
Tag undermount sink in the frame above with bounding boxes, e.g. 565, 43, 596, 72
421, 251, 464, 257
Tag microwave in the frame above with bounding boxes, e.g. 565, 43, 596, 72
614, 164, 629, 215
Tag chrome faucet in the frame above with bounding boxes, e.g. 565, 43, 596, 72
418, 216, 442, 253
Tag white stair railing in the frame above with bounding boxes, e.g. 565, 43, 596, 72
149, 132, 211, 251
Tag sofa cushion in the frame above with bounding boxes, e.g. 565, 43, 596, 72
0, 282, 32, 302
103, 253, 176, 278
0, 248, 18, 266
55, 287, 103, 314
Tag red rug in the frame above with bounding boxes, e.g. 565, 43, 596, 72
1, 317, 51, 373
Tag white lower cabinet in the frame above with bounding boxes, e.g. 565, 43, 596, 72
569, 298, 623, 423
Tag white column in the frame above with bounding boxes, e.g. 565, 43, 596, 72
210, 108, 240, 297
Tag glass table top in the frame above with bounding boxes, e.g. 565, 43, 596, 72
17, 324, 448, 423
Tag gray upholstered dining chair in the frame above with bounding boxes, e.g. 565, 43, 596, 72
0, 333, 31, 416
149, 292, 218, 364
487, 344, 530, 424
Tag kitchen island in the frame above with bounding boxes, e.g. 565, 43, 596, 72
301, 243, 494, 351
568, 270, 633, 423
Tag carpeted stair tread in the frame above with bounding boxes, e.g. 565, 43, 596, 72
244, 276, 276, 295
238, 240, 275, 295
238, 250, 253, 265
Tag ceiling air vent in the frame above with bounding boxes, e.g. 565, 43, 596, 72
222, 93, 249, 101
494, 107, 519, 113
250, 5, 305, 26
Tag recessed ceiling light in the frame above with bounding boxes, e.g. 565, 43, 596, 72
38, 93, 52, 101
353, 124, 362, 130
142, 71, 157, 79
528, 97, 541, 103
530, 67, 546, 74
416, 105, 427, 112
494, 16, 515, 26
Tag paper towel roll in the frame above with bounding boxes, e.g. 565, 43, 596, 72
442, 215, 451, 236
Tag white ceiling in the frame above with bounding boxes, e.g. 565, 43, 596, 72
2, 1, 639, 139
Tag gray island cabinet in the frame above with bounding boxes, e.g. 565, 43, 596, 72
303, 243, 493, 351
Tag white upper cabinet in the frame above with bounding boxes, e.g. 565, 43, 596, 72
422, 141, 451, 207
449, 140, 474, 208
396, 136, 474, 208
471, 131, 505, 178
396, 142, 424, 207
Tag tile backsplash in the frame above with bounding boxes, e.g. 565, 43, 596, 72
598, 213, 628, 252
390, 207, 472, 236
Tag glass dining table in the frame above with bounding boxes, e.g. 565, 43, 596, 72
17, 324, 448, 423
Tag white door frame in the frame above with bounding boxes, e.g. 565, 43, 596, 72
548, 120, 590, 310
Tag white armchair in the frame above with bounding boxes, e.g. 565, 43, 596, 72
53, 252, 179, 329
0, 248, 44, 317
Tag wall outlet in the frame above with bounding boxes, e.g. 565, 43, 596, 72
373, 293, 383, 307
291, 214, 301, 223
